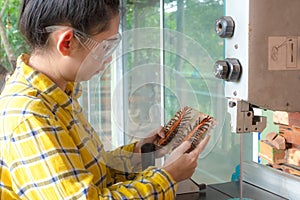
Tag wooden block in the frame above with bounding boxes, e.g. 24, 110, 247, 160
273, 111, 300, 127
278, 124, 290, 134
291, 144, 300, 149
286, 148, 300, 166
266, 132, 277, 142
273, 111, 289, 125
288, 113, 300, 128
265, 132, 286, 150
282, 129, 300, 146
259, 140, 286, 164
291, 126, 300, 133
271, 163, 300, 177
272, 135, 286, 150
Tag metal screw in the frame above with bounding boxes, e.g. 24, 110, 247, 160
229, 101, 237, 108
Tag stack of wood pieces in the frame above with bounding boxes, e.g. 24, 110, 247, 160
259, 111, 300, 176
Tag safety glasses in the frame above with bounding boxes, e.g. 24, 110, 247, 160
44, 25, 121, 62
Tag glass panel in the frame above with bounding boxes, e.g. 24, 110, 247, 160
79, 0, 255, 187
80, 1, 164, 151
79, 71, 114, 150
163, 0, 253, 185
121, 1, 163, 144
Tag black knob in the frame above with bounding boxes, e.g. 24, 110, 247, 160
214, 60, 229, 80
214, 58, 241, 82
215, 16, 235, 38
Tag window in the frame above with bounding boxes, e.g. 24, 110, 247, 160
80, 0, 254, 185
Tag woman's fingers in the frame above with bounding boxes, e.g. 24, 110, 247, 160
175, 141, 192, 154
189, 135, 210, 158
162, 135, 211, 182
164, 141, 191, 166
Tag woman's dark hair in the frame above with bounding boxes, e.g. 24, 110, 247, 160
18, 0, 120, 49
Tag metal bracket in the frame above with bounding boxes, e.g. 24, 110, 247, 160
228, 99, 267, 133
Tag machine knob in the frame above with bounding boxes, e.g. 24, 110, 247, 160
215, 16, 235, 38
214, 60, 229, 80
214, 58, 241, 82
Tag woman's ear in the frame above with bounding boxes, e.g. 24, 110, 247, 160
57, 30, 74, 56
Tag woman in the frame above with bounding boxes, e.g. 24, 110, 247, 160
0, 0, 210, 199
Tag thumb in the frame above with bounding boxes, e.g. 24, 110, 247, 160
189, 135, 210, 157
173, 141, 192, 154
164, 141, 191, 166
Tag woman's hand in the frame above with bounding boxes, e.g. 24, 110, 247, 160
134, 126, 170, 158
162, 135, 210, 182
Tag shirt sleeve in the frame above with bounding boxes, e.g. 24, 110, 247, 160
105, 142, 143, 184
108, 166, 178, 199
8, 115, 178, 199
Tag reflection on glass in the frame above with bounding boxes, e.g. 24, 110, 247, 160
79, 0, 255, 190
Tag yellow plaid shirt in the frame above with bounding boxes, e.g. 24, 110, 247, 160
0, 54, 177, 199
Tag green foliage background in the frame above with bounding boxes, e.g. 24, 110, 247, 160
0, 0, 28, 71
123, 0, 224, 119
0, 0, 223, 71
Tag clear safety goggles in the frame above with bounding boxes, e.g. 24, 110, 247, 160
44, 25, 121, 62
